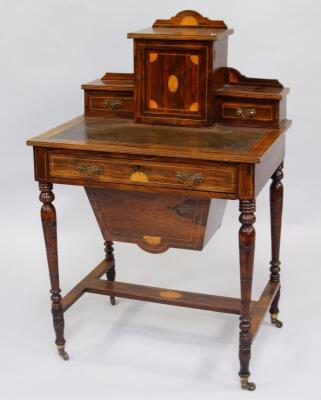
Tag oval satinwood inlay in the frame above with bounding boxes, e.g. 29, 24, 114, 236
159, 290, 182, 299
168, 75, 179, 93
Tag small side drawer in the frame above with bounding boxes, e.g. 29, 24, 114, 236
215, 97, 280, 127
49, 153, 237, 194
84, 91, 134, 118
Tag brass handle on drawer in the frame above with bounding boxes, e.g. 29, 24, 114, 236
103, 99, 122, 109
77, 165, 104, 175
235, 107, 257, 119
176, 171, 204, 186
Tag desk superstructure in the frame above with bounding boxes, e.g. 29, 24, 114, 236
27, 11, 290, 390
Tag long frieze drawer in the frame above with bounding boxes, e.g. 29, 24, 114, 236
85, 93, 134, 118
215, 97, 282, 127
49, 153, 237, 193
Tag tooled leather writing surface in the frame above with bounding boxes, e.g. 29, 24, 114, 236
51, 118, 268, 154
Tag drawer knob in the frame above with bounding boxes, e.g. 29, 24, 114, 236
235, 107, 257, 119
103, 99, 122, 109
176, 171, 204, 186
77, 165, 104, 175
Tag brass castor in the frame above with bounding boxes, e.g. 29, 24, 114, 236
110, 296, 116, 306
271, 313, 283, 328
57, 345, 69, 361
241, 377, 256, 391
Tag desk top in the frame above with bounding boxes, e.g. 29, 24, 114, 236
27, 116, 290, 164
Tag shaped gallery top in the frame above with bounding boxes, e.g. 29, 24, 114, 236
127, 10, 233, 41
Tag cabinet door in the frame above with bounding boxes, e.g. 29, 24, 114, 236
134, 41, 212, 126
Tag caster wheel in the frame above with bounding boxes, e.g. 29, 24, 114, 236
57, 346, 69, 361
241, 377, 256, 391
271, 313, 283, 328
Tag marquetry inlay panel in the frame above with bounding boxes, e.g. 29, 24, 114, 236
142, 48, 206, 119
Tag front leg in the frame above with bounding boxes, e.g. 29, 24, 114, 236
238, 200, 256, 391
269, 162, 284, 328
39, 183, 68, 360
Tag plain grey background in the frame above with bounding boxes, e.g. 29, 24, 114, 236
1, 0, 321, 399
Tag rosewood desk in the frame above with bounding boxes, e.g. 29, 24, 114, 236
27, 10, 291, 391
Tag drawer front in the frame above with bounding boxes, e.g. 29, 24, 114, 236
216, 97, 278, 127
85, 91, 134, 118
49, 153, 237, 194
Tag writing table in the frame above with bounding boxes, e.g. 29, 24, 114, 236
27, 10, 291, 390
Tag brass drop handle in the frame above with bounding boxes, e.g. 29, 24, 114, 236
77, 165, 104, 175
103, 99, 122, 109
176, 171, 204, 186
235, 107, 257, 119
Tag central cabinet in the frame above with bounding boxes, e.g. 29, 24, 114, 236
128, 11, 232, 126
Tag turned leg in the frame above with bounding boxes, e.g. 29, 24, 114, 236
269, 162, 284, 328
105, 241, 116, 305
238, 200, 256, 391
39, 183, 68, 360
